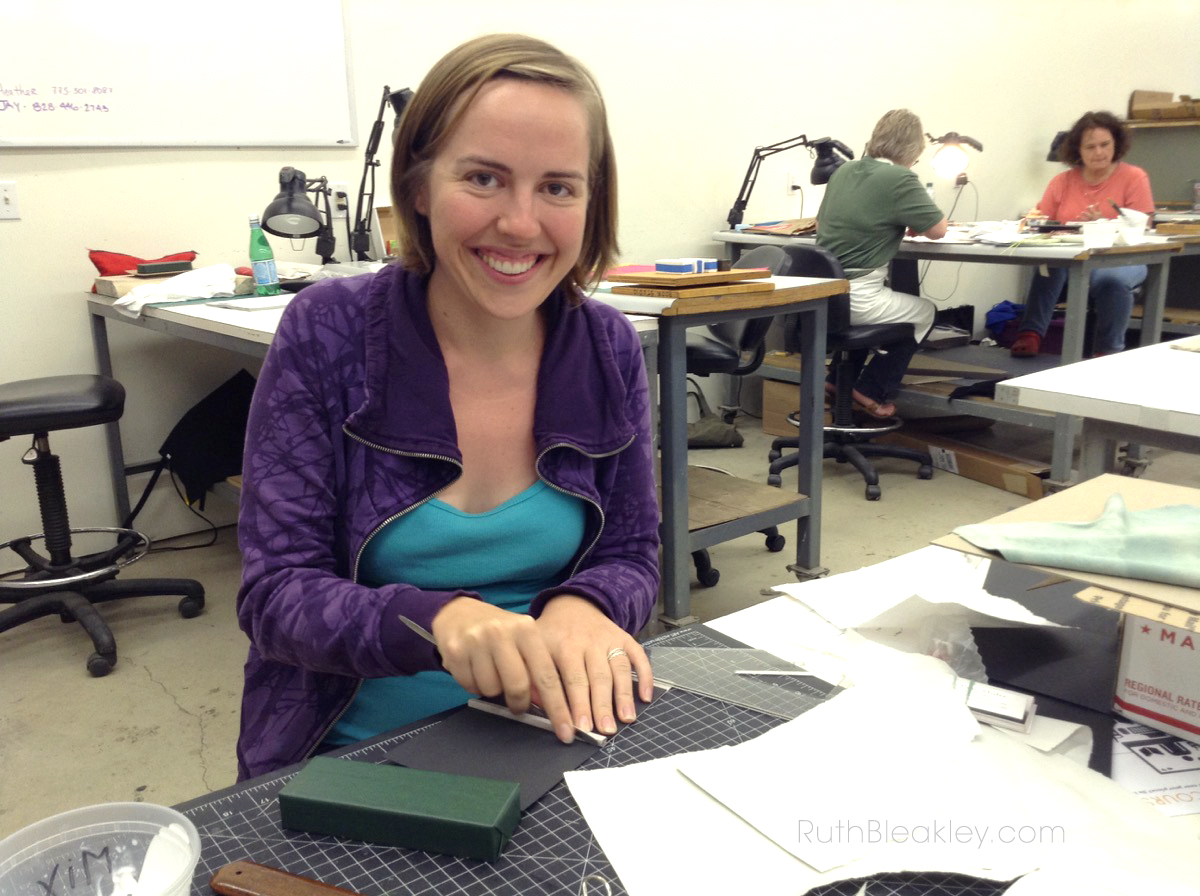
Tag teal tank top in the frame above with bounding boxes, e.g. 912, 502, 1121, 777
325, 480, 585, 746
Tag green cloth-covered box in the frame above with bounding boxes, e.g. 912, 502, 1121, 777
278, 756, 521, 861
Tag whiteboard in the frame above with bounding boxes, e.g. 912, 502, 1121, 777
0, 0, 357, 147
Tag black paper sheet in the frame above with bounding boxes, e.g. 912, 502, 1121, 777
385, 688, 663, 811
384, 707, 599, 810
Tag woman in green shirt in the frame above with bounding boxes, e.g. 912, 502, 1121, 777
816, 109, 947, 418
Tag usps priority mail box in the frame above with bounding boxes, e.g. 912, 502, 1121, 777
1116, 618, 1200, 745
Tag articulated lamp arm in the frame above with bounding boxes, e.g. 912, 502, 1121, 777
725, 134, 854, 229
352, 86, 414, 260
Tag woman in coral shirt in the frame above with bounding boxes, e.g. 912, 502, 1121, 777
1010, 110, 1154, 358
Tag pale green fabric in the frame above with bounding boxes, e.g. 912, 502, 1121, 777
953, 494, 1200, 588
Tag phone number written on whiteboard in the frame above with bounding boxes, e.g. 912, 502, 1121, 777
0, 84, 114, 113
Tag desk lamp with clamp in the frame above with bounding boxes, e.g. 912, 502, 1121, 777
726, 134, 854, 229
927, 131, 983, 186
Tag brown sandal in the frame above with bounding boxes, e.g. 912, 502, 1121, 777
851, 390, 896, 419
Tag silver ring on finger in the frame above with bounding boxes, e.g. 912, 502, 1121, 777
606, 647, 628, 662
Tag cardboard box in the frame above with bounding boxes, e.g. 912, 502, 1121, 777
1128, 89, 1199, 121
94, 273, 253, 298
881, 429, 1049, 499
376, 205, 399, 256
94, 274, 160, 297
935, 475, 1200, 745
1116, 618, 1200, 743
761, 377, 800, 437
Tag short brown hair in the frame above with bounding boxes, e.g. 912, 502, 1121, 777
866, 109, 926, 167
390, 34, 618, 291
1057, 110, 1131, 166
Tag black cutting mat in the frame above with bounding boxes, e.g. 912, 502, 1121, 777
178, 624, 1010, 896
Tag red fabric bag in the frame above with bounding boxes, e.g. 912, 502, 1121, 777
87, 249, 198, 291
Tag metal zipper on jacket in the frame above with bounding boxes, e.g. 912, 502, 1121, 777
301, 426, 462, 761
343, 425, 462, 584
537, 433, 636, 577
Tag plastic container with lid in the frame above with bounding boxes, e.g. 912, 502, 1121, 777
0, 803, 201, 896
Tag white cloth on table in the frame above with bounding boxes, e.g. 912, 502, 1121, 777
113, 264, 242, 318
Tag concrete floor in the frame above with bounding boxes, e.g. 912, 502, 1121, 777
2, 415, 1197, 839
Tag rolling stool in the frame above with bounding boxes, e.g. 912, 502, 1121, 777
0, 375, 205, 676
768, 325, 934, 501
761, 243, 932, 501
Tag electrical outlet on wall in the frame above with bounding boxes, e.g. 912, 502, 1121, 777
0, 182, 19, 220
329, 181, 350, 219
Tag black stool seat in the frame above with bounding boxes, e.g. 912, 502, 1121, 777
0, 375, 125, 439
1, 373, 204, 676
684, 325, 770, 375
827, 322, 914, 353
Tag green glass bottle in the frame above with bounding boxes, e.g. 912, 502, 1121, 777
248, 214, 280, 296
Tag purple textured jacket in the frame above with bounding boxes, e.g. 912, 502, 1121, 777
235, 264, 660, 780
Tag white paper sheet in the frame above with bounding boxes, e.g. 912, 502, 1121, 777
569, 678, 1200, 895
703, 587, 1005, 694
676, 682, 983, 873
770, 546, 1060, 631
997, 713, 1093, 764
703, 592, 853, 686
566, 753, 809, 896
1111, 719, 1200, 817
207, 295, 293, 311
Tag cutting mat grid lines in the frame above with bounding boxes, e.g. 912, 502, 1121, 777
179, 625, 1009, 896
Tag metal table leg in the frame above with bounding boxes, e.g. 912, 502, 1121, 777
89, 312, 132, 526
790, 300, 827, 577
657, 317, 694, 625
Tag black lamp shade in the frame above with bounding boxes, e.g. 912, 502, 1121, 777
811, 150, 841, 185
263, 193, 322, 238
263, 167, 322, 238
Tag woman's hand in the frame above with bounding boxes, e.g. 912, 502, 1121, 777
432, 596, 574, 740
430, 594, 652, 743
535, 594, 654, 736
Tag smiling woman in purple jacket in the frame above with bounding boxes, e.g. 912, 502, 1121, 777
234, 34, 660, 781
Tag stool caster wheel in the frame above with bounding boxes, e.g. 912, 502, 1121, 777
697, 567, 720, 587
865, 484, 882, 501
87, 651, 115, 677
768, 449, 781, 462
918, 464, 933, 480
767, 473, 782, 488
764, 533, 785, 552
178, 596, 204, 618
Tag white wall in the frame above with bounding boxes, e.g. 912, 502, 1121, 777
2, 0, 1198, 541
